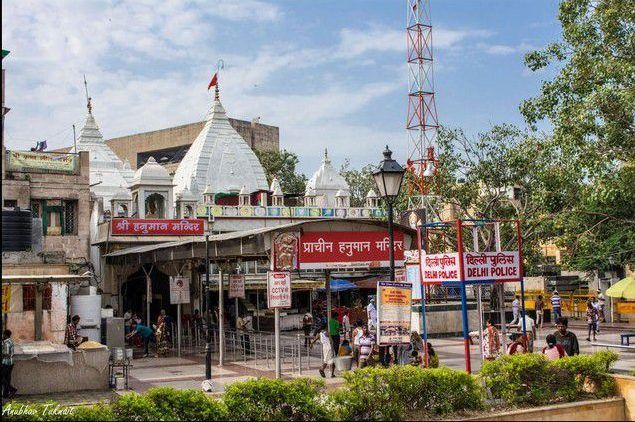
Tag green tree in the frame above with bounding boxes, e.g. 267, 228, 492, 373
254, 149, 307, 195
521, 0, 635, 166
340, 160, 376, 207
520, 0, 635, 271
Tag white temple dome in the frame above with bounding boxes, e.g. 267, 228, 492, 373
133, 157, 173, 186
72, 104, 134, 210
270, 177, 283, 196
366, 188, 378, 198
172, 93, 269, 202
112, 185, 132, 201
305, 149, 351, 207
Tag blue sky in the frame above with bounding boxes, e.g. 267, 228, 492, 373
2, 0, 561, 174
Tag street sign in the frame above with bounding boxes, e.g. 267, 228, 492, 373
377, 281, 412, 345
267, 271, 291, 308
229, 274, 246, 299
170, 276, 190, 304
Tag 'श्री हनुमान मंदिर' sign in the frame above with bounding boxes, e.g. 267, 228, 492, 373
111, 218, 205, 236
421, 251, 521, 283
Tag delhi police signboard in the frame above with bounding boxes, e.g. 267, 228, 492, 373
421, 251, 521, 283
267, 271, 291, 309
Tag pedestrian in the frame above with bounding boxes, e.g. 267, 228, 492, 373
551, 290, 562, 324
64, 315, 85, 350
507, 333, 527, 355
127, 321, 155, 358
482, 320, 500, 360
366, 297, 377, 332
511, 295, 520, 325
342, 311, 352, 341
357, 325, 375, 368
554, 317, 579, 356
2, 330, 17, 399
517, 313, 536, 352
585, 299, 598, 342
592, 296, 603, 333
302, 312, 314, 347
155, 309, 170, 356
329, 311, 341, 351
597, 290, 606, 325
311, 327, 335, 378
352, 321, 363, 367
338, 339, 353, 356
542, 334, 567, 360
236, 312, 253, 354
535, 295, 545, 329
124, 309, 133, 336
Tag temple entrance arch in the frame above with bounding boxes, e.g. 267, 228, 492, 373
120, 264, 176, 325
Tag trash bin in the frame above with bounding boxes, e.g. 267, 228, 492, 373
334, 356, 353, 372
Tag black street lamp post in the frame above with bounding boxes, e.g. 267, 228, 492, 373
205, 234, 212, 380
372, 146, 405, 281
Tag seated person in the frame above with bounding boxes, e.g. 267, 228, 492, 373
338, 339, 353, 356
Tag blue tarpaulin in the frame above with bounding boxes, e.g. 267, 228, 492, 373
319, 279, 358, 292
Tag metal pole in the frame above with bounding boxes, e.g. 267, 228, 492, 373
218, 268, 224, 367
72, 124, 77, 152
256, 288, 260, 331
455, 220, 471, 374
499, 285, 507, 354
417, 224, 429, 367
146, 273, 151, 326
325, 270, 331, 344
205, 234, 211, 380
275, 308, 281, 378
177, 304, 182, 358
472, 226, 485, 362
387, 202, 395, 281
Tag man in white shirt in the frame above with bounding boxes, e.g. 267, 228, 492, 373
367, 298, 377, 332
516, 314, 536, 352
342, 311, 352, 341
511, 295, 520, 325
237, 313, 253, 354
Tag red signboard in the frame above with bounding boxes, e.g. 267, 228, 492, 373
111, 218, 205, 236
298, 231, 405, 270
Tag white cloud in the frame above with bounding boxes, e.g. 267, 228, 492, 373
204, 0, 282, 22
477, 42, 535, 56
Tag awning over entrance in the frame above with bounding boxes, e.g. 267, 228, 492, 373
206, 278, 325, 291
104, 218, 416, 266
2, 274, 92, 284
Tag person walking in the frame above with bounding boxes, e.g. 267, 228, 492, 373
542, 334, 567, 360
517, 313, 536, 352
551, 291, 562, 324
535, 295, 545, 329
328, 312, 341, 351
342, 311, 352, 341
357, 325, 375, 368
554, 317, 579, 356
482, 320, 500, 361
511, 295, 520, 325
311, 327, 335, 378
302, 312, 313, 347
366, 298, 377, 332
592, 296, 602, 333
352, 322, 363, 367
585, 300, 599, 342
1, 330, 17, 399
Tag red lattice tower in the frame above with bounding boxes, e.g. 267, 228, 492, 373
406, 0, 440, 199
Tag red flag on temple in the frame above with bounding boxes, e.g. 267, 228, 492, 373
207, 72, 218, 90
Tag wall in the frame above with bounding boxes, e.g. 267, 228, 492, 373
104, 118, 279, 170
411, 303, 479, 336
468, 397, 626, 421
615, 375, 635, 421
1, 151, 91, 261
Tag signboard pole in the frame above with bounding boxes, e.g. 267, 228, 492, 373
146, 273, 151, 327
455, 220, 472, 374
325, 270, 331, 343
495, 222, 507, 354
417, 224, 429, 367
177, 303, 182, 358
218, 268, 224, 367
472, 226, 485, 362
274, 308, 281, 378
516, 220, 527, 339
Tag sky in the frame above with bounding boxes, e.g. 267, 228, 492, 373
2, 0, 561, 174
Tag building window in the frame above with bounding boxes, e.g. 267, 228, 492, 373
3, 199, 17, 208
145, 193, 165, 218
64, 201, 77, 234
184, 205, 193, 218
31, 200, 41, 218
116, 204, 128, 218
22, 285, 53, 311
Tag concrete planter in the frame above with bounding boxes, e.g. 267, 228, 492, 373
464, 397, 626, 421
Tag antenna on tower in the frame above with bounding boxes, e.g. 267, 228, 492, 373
405, 0, 441, 220
84, 74, 92, 114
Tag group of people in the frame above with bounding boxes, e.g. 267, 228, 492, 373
482, 316, 580, 361
123, 309, 175, 358
308, 298, 438, 378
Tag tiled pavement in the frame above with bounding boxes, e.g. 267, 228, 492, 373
9, 322, 633, 404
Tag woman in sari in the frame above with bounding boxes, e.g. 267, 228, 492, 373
155, 309, 170, 357
482, 320, 501, 360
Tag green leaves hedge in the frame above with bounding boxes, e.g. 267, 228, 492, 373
479, 350, 619, 406
2, 352, 619, 421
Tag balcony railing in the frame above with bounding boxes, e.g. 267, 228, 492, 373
196, 204, 384, 219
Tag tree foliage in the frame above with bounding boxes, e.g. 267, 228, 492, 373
340, 160, 376, 207
255, 149, 307, 195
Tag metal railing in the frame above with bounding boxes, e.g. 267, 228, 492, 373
163, 322, 322, 375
